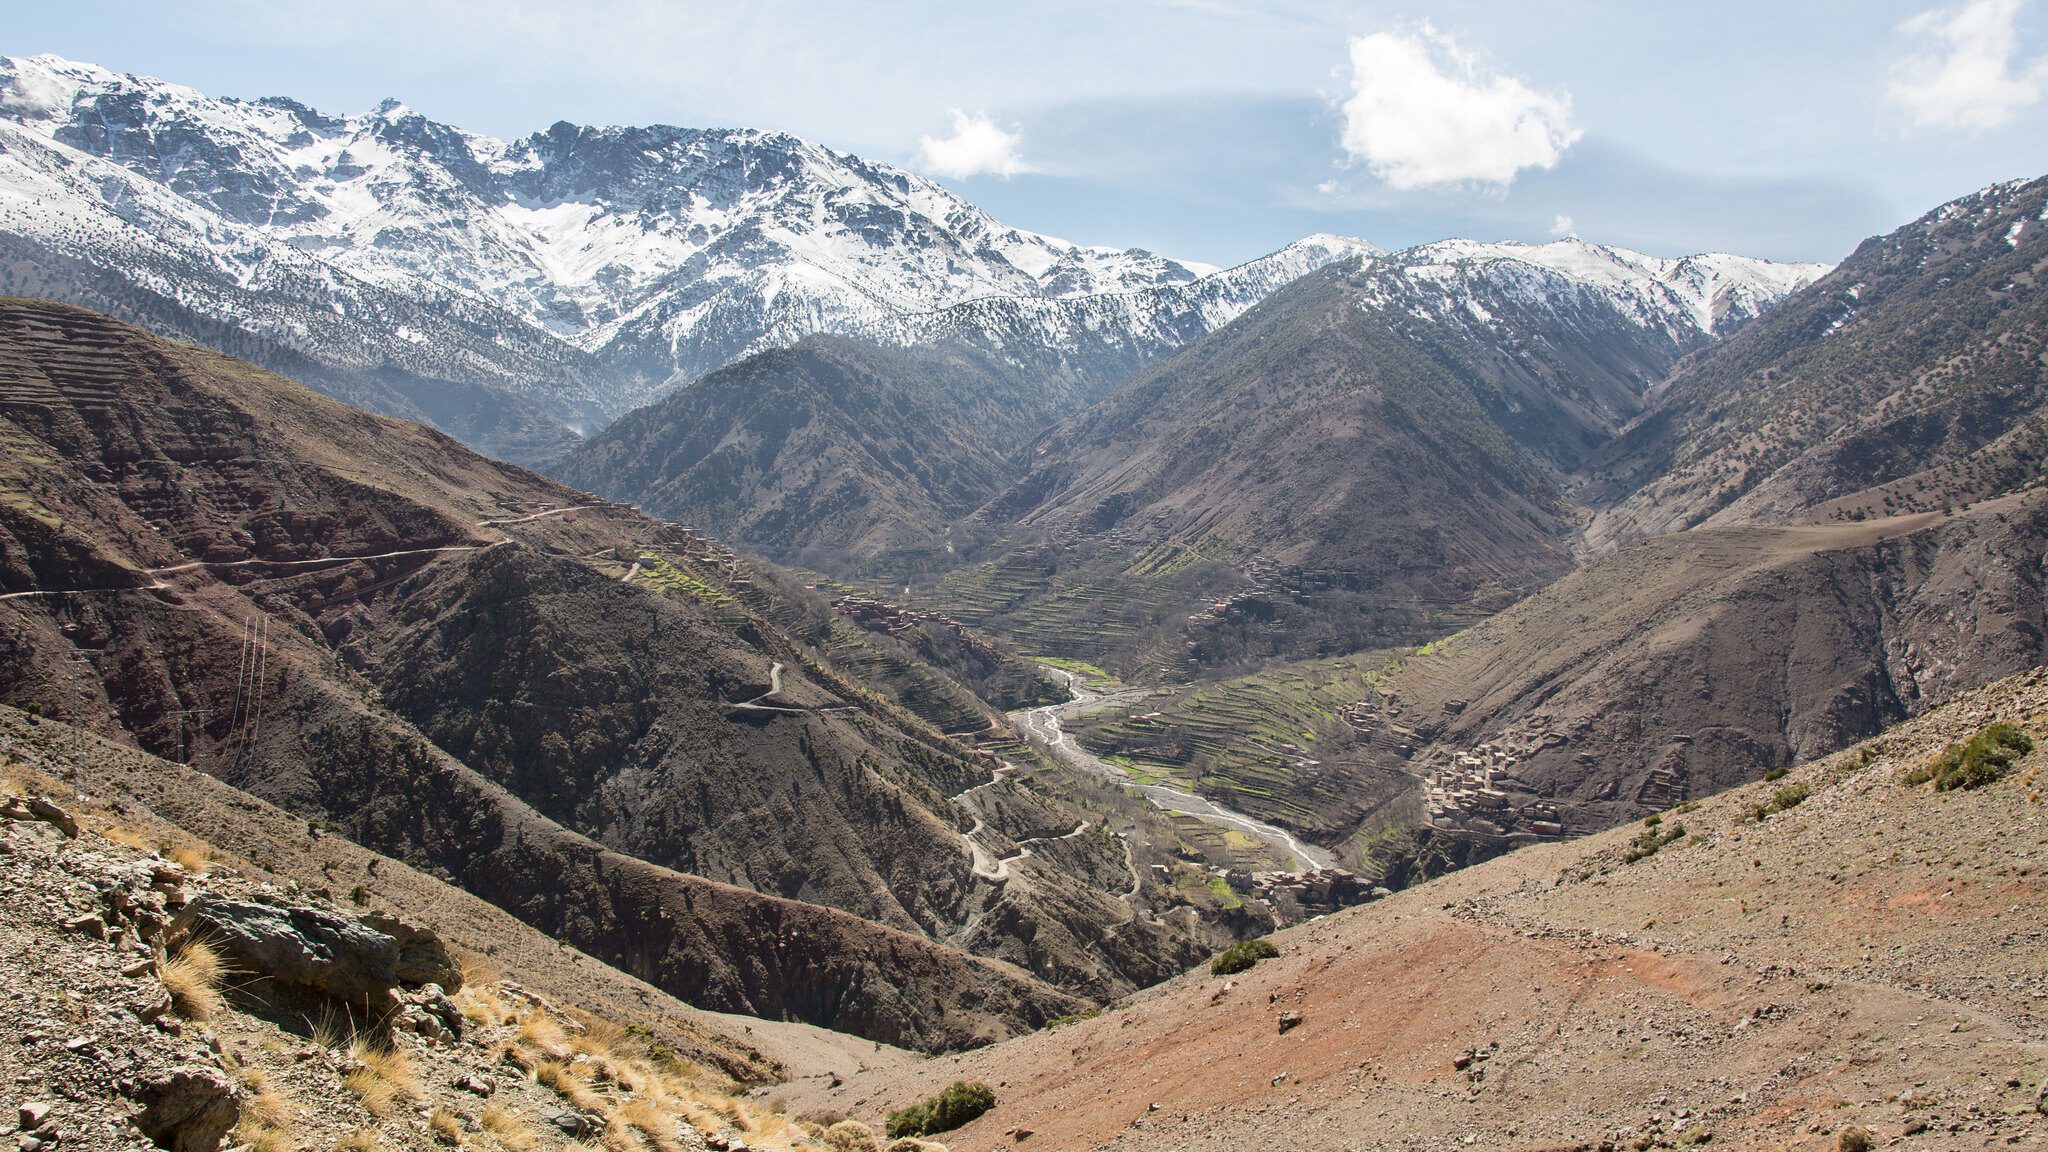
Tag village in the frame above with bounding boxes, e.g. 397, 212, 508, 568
1223, 864, 1390, 916
1333, 691, 1568, 842
1421, 741, 1567, 839
829, 594, 1006, 660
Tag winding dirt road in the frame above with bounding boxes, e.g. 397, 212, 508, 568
143, 540, 506, 577
476, 504, 607, 527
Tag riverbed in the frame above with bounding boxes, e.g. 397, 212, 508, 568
1011, 669, 1335, 871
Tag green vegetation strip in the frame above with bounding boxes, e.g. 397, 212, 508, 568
886, 1082, 996, 1138
1211, 938, 1279, 976
1902, 722, 2033, 791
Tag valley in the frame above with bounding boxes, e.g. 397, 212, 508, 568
1014, 669, 1335, 871
782, 666, 2048, 1151
1, 38, 2045, 1152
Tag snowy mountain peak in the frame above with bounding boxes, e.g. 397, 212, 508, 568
1371, 235, 1831, 337
0, 53, 1291, 391
0, 52, 1824, 464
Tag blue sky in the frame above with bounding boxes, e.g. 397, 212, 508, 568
11, 0, 2048, 266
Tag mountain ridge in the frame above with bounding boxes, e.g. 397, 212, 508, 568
0, 53, 1379, 458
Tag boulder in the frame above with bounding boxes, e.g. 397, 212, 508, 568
129, 1067, 239, 1152
177, 895, 460, 1002
364, 913, 463, 990
0, 796, 78, 838
548, 1112, 598, 1138
390, 983, 464, 1041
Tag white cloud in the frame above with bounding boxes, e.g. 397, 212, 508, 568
1551, 214, 1576, 237
1335, 23, 1581, 191
1889, 0, 2047, 130
914, 110, 1030, 179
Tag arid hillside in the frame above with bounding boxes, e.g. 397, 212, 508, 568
0, 705, 942, 1152
550, 337, 1068, 574
1585, 176, 2048, 549
1344, 491, 2047, 875
789, 667, 2048, 1151
0, 297, 1206, 1048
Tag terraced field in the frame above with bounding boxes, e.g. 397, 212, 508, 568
1066, 650, 1410, 842
630, 552, 748, 620
910, 540, 1237, 678
805, 615, 996, 734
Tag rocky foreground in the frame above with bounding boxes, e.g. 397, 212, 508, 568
782, 668, 2048, 1151
0, 707, 939, 1152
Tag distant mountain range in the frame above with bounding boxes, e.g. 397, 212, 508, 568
558, 237, 1830, 581
0, 53, 1375, 461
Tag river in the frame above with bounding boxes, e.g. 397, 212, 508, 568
1011, 669, 1335, 871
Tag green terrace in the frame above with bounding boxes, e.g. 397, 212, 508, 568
630, 553, 746, 621
1068, 650, 1406, 830
911, 540, 1233, 671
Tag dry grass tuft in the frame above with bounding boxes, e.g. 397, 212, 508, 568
506, 1003, 808, 1151
536, 1059, 608, 1114
453, 952, 515, 1027
159, 937, 227, 1021
429, 1107, 467, 1147
480, 1105, 540, 1152
97, 823, 155, 851
618, 1097, 691, 1152
824, 1120, 882, 1152
456, 950, 504, 989
228, 1062, 299, 1152
234, 1066, 292, 1127
304, 1003, 353, 1051
239, 1124, 298, 1152
457, 984, 514, 1029
162, 840, 212, 874
343, 1040, 420, 1117
338, 1129, 382, 1152
599, 1110, 642, 1152
516, 1008, 573, 1061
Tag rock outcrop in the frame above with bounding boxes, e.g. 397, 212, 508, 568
179, 895, 462, 1002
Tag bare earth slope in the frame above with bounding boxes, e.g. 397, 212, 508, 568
1586, 175, 2048, 549
0, 297, 1143, 1048
790, 667, 2048, 1151
1343, 493, 2048, 866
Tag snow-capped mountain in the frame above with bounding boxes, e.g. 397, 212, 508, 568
0, 53, 1826, 464
1358, 238, 1833, 340
0, 55, 1367, 424
0, 113, 619, 462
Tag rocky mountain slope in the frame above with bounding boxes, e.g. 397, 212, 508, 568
556, 237, 1824, 583
0, 297, 1230, 1048
907, 240, 1824, 676
0, 705, 946, 1152
1584, 174, 2048, 549
0, 54, 1371, 459
788, 666, 2048, 1151
549, 338, 1052, 570
941, 177, 2047, 900
1351, 492, 2046, 876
